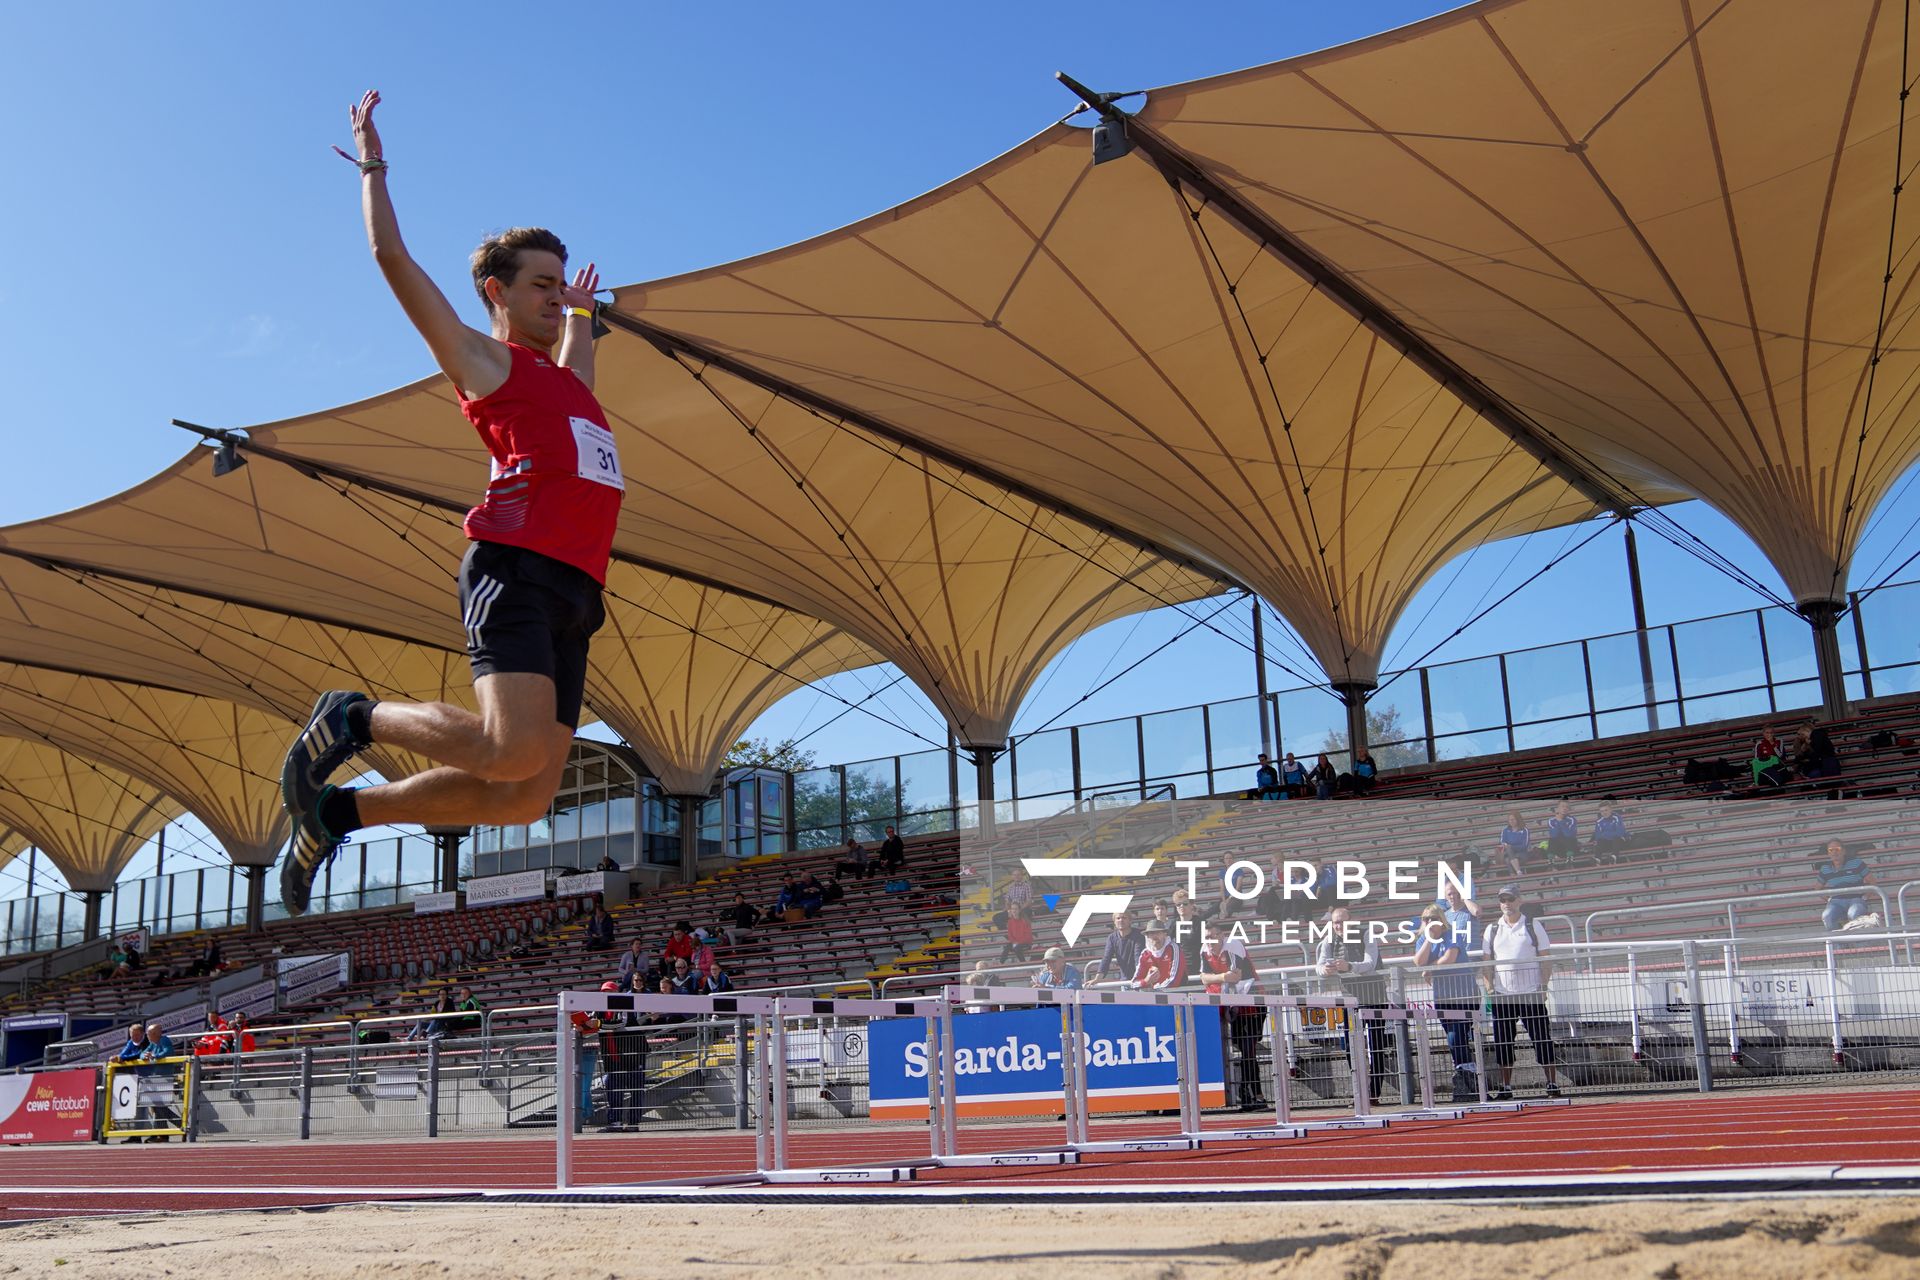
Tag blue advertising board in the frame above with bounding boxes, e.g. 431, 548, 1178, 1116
868, 1003, 1225, 1118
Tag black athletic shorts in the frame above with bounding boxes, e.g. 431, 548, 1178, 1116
457, 541, 605, 729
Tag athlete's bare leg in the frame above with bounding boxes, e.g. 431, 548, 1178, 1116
352, 673, 574, 827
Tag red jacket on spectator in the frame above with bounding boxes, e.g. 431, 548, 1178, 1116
1132, 940, 1185, 989
661, 933, 696, 964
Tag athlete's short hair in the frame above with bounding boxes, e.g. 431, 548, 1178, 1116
471, 227, 568, 312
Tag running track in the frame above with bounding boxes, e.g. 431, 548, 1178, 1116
4, 1089, 1919, 1218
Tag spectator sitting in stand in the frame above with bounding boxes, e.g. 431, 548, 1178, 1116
669, 957, 701, 996
1591, 799, 1630, 865
1751, 728, 1789, 788
1250, 753, 1282, 801
123, 942, 144, 975
1817, 838, 1876, 931
699, 958, 735, 994
594, 851, 620, 873
1793, 721, 1843, 779
616, 938, 650, 987
877, 825, 906, 874
194, 1011, 231, 1057
820, 873, 846, 905
797, 874, 826, 918
1032, 945, 1083, 989
771, 875, 805, 921
187, 936, 223, 978
834, 836, 871, 881
1337, 748, 1378, 796
660, 922, 697, 967
688, 935, 718, 976
1128, 922, 1185, 990
583, 904, 617, 952
1308, 753, 1337, 800
1545, 799, 1580, 866
1090, 908, 1144, 984
227, 1012, 257, 1054
721, 892, 760, 944
1281, 752, 1308, 798
1000, 901, 1035, 963
105, 944, 132, 981
407, 988, 457, 1041
1497, 810, 1531, 878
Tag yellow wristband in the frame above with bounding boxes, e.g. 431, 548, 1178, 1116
566, 306, 594, 319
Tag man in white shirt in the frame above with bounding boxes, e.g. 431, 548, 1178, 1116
1482, 888, 1561, 1100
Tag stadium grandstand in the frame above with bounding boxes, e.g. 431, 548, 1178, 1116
7, 1, 1920, 1269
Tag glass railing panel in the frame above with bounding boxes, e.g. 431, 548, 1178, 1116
1425, 655, 1506, 741
1077, 715, 1142, 791
1010, 728, 1072, 801
1504, 640, 1589, 728
1671, 610, 1766, 699
1141, 705, 1206, 784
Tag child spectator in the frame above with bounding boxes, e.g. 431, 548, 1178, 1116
1001, 902, 1035, 963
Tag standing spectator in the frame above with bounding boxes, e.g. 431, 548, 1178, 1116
1317, 907, 1392, 1104
1251, 753, 1282, 801
1173, 896, 1210, 977
616, 939, 650, 987
570, 994, 607, 1128
139, 1022, 179, 1139
1032, 946, 1083, 989
1091, 909, 1144, 984
1307, 754, 1337, 800
187, 936, 223, 978
1001, 867, 1035, 914
1000, 902, 1035, 964
112, 1023, 149, 1143
1497, 811, 1531, 879
601, 996, 648, 1132
1482, 889, 1560, 1100
834, 836, 871, 880
877, 825, 906, 874
1544, 800, 1579, 866
721, 892, 760, 945
1221, 936, 1268, 1110
583, 903, 617, 952
1817, 839, 1875, 931
1414, 904, 1480, 1102
1281, 752, 1308, 798
1129, 922, 1185, 990
1590, 800, 1629, 864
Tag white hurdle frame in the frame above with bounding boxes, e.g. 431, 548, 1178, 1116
552, 986, 1563, 1189
555, 990, 781, 1191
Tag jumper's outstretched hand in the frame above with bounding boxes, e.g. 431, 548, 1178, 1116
562, 263, 600, 310
331, 89, 384, 167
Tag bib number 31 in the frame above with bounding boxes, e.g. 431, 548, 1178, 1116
570, 417, 625, 492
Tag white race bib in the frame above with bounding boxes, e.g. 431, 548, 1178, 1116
570, 417, 625, 491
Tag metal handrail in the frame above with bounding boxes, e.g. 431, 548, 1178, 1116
1583, 884, 1895, 964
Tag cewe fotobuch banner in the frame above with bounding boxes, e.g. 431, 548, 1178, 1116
0, 1067, 97, 1143
867, 1003, 1224, 1119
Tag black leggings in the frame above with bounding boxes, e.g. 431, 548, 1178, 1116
1490, 996, 1555, 1067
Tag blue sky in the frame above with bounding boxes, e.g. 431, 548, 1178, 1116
4, 2, 1918, 897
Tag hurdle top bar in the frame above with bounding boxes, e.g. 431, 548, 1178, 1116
557, 991, 781, 1017
941, 985, 1357, 1011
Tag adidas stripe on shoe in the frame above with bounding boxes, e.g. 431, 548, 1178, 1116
282, 691, 370, 823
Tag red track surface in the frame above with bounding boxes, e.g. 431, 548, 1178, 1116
4, 1089, 1918, 1218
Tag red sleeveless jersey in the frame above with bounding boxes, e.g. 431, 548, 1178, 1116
458, 342, 624, 584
